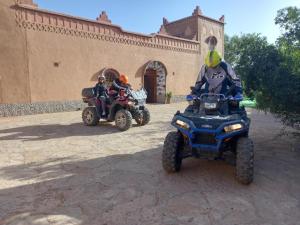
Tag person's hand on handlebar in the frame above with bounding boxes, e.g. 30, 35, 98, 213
229, 93, 243, 101
234, 93, 243, 101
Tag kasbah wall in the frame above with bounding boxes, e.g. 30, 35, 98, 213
0, 0, 225, 116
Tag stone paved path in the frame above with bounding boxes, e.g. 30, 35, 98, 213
0, 103, 299, 225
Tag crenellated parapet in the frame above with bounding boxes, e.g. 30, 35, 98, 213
158, 6, 224, 41
219, 15, 225, 23
96, 11, 111, 24
192, 6, 202, 16
16, 0, 38, 7
14, 3, 200, 54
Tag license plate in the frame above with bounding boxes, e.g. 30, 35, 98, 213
204, 102, 217, 109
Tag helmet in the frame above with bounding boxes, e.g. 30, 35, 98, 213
205, 50, 222, 68
119, 74, 129, 84
205, 36, 218, 51
98, 74, 106, 80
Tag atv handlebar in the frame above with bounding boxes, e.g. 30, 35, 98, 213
188, 84, 242, 102
199, 93, 226, 101
187, 92, 242, 103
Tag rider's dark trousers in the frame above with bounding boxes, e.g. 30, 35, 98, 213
96, 96, 106, 116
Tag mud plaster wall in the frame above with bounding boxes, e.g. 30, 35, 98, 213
25, 30, 200, 102
165, 16, 198, 40
17, 5, 202, 103
0, 2, 224, 105
0, 0, 30, 103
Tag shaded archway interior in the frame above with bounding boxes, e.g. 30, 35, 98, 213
101, 68, 120, 86
143, 61, 167, 104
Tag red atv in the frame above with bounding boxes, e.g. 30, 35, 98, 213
81, 87, 150, 131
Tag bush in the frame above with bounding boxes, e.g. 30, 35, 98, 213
224, 7, 300, 127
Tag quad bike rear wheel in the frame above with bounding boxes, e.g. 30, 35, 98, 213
115, 109, 132, 131
82, 107, 99, 126
162, 131, 183, 173
236, 137, 254, 184
135, 108, 150, 126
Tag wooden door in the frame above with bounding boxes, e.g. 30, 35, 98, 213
144, 69, 157, 103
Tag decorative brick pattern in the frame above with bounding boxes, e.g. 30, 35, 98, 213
0, 97, 186, 117
0, 100, 85, 117
15, 4, 200, 54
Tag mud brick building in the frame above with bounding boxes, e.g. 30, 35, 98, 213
0, 0, 225, 116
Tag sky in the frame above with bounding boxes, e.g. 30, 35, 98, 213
35, 0, 300, 43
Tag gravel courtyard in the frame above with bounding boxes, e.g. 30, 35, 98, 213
0, 103, 299, 225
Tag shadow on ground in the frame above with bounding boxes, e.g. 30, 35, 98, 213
0, 108, 299, 225
0, 120, 172, 142
0, 146, 245, 225
0, 122, 121, 141
1, 141, 300, 225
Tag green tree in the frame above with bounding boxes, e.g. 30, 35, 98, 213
224, 6, 300, 127
275, 7, 300, 126
225, 34, 280, 99
276, 7, 300, 76
275, 7, 300, 48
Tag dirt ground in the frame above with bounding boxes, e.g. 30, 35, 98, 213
0, 103, 299, 225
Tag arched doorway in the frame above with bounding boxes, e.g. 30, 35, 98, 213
143, 61, 167, 103
101, 68, 120, 86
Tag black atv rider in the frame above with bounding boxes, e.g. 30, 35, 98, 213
192, 36, 243, 101
93, 75, 108, 116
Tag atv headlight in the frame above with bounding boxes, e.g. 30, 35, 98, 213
175, 120, 190, 129
204, 102, 217, 109
224, 123, 243, 132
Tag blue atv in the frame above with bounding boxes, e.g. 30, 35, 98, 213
162, 88, 254, 184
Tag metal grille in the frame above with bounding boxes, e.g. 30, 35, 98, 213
193, 133, 216, 145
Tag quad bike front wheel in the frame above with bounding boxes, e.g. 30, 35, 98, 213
135, 108, 150, 126
115, 109, 132, 131
235, 137, 254, 184
162, 131, 183, 173
82, 107, 99, 126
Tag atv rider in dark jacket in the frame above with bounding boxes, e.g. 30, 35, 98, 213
192, 36, 243, 101
93, 75, 108, 116
111, 74, 131, 92
110, 74, 132, 100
